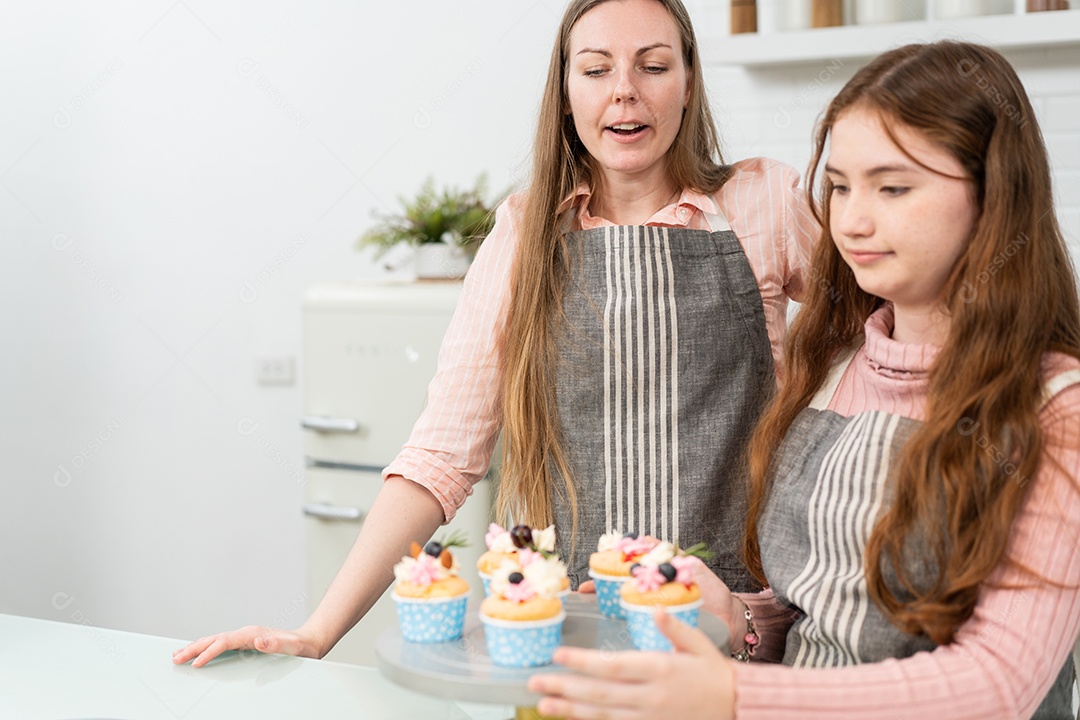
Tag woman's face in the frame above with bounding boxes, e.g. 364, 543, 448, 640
565, 0, 690, 189
826, 106, 978, 322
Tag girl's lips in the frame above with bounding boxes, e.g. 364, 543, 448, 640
848, 251, 892, 265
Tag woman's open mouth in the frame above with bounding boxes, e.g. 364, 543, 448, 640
606, 123, 649, 140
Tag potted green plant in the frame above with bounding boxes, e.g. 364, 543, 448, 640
358, 175, 501, 279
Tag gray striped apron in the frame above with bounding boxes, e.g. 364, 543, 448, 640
551, 209, 773, 594
760, 353, 1080, 717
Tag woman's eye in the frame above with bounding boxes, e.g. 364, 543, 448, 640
830, 184, 849, 195
642, 65, 667, 74
583, 68, 607, 77
881, 186, 909, 197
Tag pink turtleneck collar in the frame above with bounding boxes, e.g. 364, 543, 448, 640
827, 304, 938, 421
862, 304, 940, 379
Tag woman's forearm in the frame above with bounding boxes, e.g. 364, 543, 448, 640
300, 475, 446, 657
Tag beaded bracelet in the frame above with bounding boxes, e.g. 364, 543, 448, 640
731, 601, 759, 662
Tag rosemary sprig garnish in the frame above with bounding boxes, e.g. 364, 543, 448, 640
677, 542, 715, 560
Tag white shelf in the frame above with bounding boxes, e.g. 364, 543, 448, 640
704, 9, 1080, 67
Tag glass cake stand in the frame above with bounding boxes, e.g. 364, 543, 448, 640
375, 593, 731, 719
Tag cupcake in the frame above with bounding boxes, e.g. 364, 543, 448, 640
477, 523, 565, 598
620, 555, 703, 652
476, 523, 520, 595
391, 535, 470, 643
587, 531, 670, 619
479, 554, 567, 668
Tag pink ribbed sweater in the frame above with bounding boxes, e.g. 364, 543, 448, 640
735, 305, 1080, 719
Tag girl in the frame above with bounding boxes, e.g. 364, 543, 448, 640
174, 0, 816, 667
530, 40, 1080, 719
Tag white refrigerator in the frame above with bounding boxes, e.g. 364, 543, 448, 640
301, 280, 492, 665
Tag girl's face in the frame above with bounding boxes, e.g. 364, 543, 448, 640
826, 107, 978, 326
565, 0, 690, 189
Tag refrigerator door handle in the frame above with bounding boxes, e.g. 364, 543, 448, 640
302, 502, 365, 522
301, 416, 360, 433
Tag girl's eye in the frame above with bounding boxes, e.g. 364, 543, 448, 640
881, 186, 909, 197
830, 184, 849, 195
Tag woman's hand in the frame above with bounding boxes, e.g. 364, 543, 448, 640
583, 559, 738, 636
172, 625, 324, 668
684, 556, 737, 634
528, 608, 736, 720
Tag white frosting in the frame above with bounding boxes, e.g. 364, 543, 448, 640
488, 555, 567, 599
533, 525, 557, 554
522, 555, 568, 597
488, 558, 522, 598
489, 532, 517, 554
637, 541, 676, 566
596, 530, 623, 552
393, 556, 415, 583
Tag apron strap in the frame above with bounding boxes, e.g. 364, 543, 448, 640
1040, 368, 1080, 410
808, 346, 859, 411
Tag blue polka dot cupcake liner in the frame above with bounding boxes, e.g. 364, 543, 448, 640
391, 592, 468, 643
480, 611, 566, 668
620, 599, 703, 652
588, 570, 629, 619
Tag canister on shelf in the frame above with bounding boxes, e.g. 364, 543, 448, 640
785, 0, 814, 30
936, 0, 1013, 18
854, 0, 926, 23
1026, 0, 1069, 10
811, 0, 844, 27
731, 0, 758, 33
758, 0, 782, 33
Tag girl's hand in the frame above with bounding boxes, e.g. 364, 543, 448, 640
528, 608, 736, 720
172, 625, 323, 668
577, 580, 595, 593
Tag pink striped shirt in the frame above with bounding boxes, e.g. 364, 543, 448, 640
735, 305, 1080, 719
383, 158, 818, 521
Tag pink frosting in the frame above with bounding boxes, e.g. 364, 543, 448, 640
485, 522, 508, 550
630, 564, 667, 593
407, 554, 442, 586
630, 557, 698, 593
503, 578, 537, 603
517, 548, 542, 567
670, 556, 696, 586
616, 535, 660, 560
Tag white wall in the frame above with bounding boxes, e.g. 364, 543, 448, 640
3, 1, 1078, 644
0, 1, 563, 641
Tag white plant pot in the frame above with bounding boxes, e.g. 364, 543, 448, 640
414, 242, 472, 280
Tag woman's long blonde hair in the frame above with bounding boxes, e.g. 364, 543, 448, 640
744, 41, 1080, 644
496, 0, 730, 532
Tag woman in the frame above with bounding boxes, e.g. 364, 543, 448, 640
530, 41, 1080, 719
174, 0, 815, 667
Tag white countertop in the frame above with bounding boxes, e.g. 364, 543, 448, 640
0, 613, 509, 719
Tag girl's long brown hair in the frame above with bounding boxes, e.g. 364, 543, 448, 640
744, 41, 1080, 644
496, 0, 731, 534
